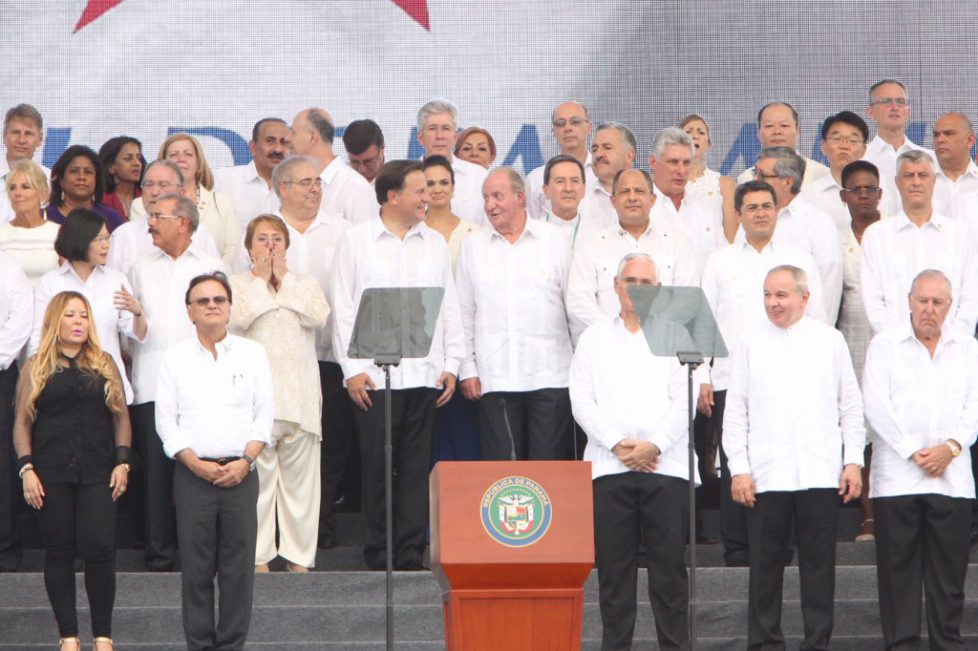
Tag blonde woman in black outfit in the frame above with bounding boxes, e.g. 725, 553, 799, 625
13, 291, 131, 651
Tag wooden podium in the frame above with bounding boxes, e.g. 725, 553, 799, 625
430, 461, 594, 651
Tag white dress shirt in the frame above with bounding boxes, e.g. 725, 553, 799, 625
737, 156, 830, 188
525, 154, 598, 220
447, 156, 489, 226
569, 316, 697, 483
566, 222, 699, 342
156, 333, 274, 459
650, 184, 725, 265
864, 135, 936, 214
456, 217, 572, 392
578, 185, 619, 232
934, 161, 978, 220
724, 316, 865, 493
230, 211, 348, 362
213, 161, 280, 229
107, 217, 219, 277
230, 271, 329, 438
31, 263, 146, 403
863, 324, 978, 499
129, 247, 228, 404
836, 226, 873, 382
701, 239, 826, 391
859, 211, 978, 336
318, 157, 380, 225
759, 196, 844, 323
331, 217, 464, 389
0, 252, 32, 370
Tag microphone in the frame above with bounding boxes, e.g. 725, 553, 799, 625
498, 398, 517, 461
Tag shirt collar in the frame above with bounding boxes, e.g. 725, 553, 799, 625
894, 210, 946, 231
194, 331, 234, 356
490, 213, 539, 242
937, 159, 978, 182
368, 215, 428, 241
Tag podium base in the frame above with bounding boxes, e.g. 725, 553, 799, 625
443, 587, 584, 651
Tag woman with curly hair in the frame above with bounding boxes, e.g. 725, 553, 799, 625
13, 291, 132, 651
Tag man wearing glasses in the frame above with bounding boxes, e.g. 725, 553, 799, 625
864, 79, 936, 213
156, 271, 273, 651
107, 161, 219, 276
801, 111, 894, 228
525, 101, 597, 219
752, 147, 844, 322
128, 194, 228, 571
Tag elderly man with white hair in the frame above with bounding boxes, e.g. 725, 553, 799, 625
863, 268, 978, 650
415, 98, 488, 225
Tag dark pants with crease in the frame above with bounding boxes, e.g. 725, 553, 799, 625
0, 363, 21, 570
746, 489, 838, 651
318, 361, 359, 545
478, 388, 573, 461
131, 402, 177, 569
352, 387, 436, 570
37, 481, 117, 638
712, 390, 750, 565
593, 471, 690, 651
874, 494, 972, 651
174, 462, 258, 651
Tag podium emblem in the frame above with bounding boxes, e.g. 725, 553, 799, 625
480, 476, 553, 547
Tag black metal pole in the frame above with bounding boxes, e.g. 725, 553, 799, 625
384, 364, 394, 651
687, 363, 698, 651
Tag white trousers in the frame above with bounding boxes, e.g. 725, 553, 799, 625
255, 421, 321, 567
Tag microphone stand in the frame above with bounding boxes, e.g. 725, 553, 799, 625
677, 351, 703, 651
374, 353, 401, 651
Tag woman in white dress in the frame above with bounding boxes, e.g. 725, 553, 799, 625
680, 114, 738, 243
0, 160, 61, 286
230, 215, 329, 572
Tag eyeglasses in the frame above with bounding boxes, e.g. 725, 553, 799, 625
188, 296, 229, 307
552, 117, 588, 128
826, 135, 865, 147
870, 98, 909, 107
842, 185, 881, 195
147, 213, 185, 222
142, 180, 180, 190
284, 177, 323, 189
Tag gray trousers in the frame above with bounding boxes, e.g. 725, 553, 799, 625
174, 462, 258, 651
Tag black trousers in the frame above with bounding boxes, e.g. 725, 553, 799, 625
874, 494, 972, 651
0, 363, 21, 570
36, 481, 116, 638
478, 388, 573, 461
318, 361, 359, 545
593, 471, 690, 651
352, 387, 436, 570
712, 390, 750, 565
131, 401, 177, 569
173, 462, 258, 651
746, 489, 839, 651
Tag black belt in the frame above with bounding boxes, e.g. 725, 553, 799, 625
199, 456, 241, 466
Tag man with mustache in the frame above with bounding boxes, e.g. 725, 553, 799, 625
214, 118, 291, 228
127, 194, 228, 571
582, 122, 637, 231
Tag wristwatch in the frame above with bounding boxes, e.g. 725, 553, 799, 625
242, 454, 257, 472
946, 440, 962, 458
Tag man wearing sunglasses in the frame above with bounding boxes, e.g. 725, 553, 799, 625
156, 271, 274, 651
127, 193, 228, 571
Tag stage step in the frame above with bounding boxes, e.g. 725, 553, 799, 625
1, 567, 976, 649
